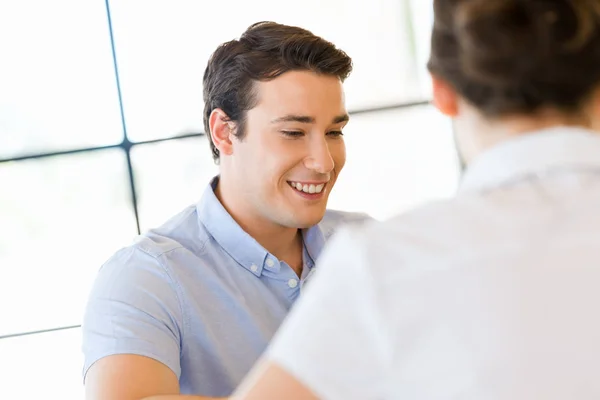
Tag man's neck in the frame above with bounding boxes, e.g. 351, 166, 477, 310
215, 178, 304, 276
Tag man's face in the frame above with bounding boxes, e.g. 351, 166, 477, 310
228, 70, 348, 229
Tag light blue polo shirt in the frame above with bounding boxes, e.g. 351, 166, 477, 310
82, 177, 370, 397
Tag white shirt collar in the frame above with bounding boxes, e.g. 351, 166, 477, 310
459, 126, 600, 193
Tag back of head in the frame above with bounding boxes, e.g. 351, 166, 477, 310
428, 0, 600, 117
203, 21, 353, 162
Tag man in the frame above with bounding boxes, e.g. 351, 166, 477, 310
82, 21, 369, 400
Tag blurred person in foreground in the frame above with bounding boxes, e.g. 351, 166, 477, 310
82, 21, 370, 400
231, 1, 600, 399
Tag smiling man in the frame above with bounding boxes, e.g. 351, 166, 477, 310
82, 21, 370, 400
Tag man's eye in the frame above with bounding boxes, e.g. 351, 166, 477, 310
282, 131, 304, 137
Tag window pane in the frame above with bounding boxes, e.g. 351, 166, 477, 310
328, 105, 461, 220
409, 0, 435, 95
109, 0, 426, 142
0, 150, 137, 336
0, 0, 123, 159
0, 329, 83, 399
131, 136, 219, 232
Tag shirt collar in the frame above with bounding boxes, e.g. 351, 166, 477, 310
197, 176, 326, 277
459, 127, 600, 194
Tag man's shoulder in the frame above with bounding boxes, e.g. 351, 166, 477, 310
135, 204, 209, 258
318, 209, 374, 239
99, 204, 210, 275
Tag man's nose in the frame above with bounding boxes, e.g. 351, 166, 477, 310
303, 137, 334, 174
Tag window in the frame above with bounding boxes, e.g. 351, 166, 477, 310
0, 0, 124, 159
0, 150, 137, 337
329, 105, 460, 220
131, 136, 218, 232
0, 329, 84, 399
108, 0, 428, 142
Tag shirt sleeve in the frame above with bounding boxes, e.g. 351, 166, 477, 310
81, 246, 183, 381
266, 227, 392, 400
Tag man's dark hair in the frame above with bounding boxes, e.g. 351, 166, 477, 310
203, 21, 353, 162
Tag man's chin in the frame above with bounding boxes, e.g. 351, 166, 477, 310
278, 199, 328, 228
291, 212, 326, 229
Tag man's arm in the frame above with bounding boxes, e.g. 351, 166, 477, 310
83, 247, 225, 399
85, 354, 226, 400
231, 359, 317, 400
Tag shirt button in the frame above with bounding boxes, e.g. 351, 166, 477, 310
266, 259, 275, 267
250, 264, 258, 273
288, 279, 298, 288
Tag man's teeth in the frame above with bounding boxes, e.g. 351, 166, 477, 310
289, 182, 325, 194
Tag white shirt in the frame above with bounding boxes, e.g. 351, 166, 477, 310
266, 127, 600, 399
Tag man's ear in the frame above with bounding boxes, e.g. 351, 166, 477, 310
209, 108, 236, 157
431, 75, 459, 117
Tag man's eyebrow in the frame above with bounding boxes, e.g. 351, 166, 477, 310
270, 114, 350, 124
271, 115, 315, 124
333, 114, 350, 124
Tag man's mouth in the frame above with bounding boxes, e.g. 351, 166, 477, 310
287, 181, 326, 194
